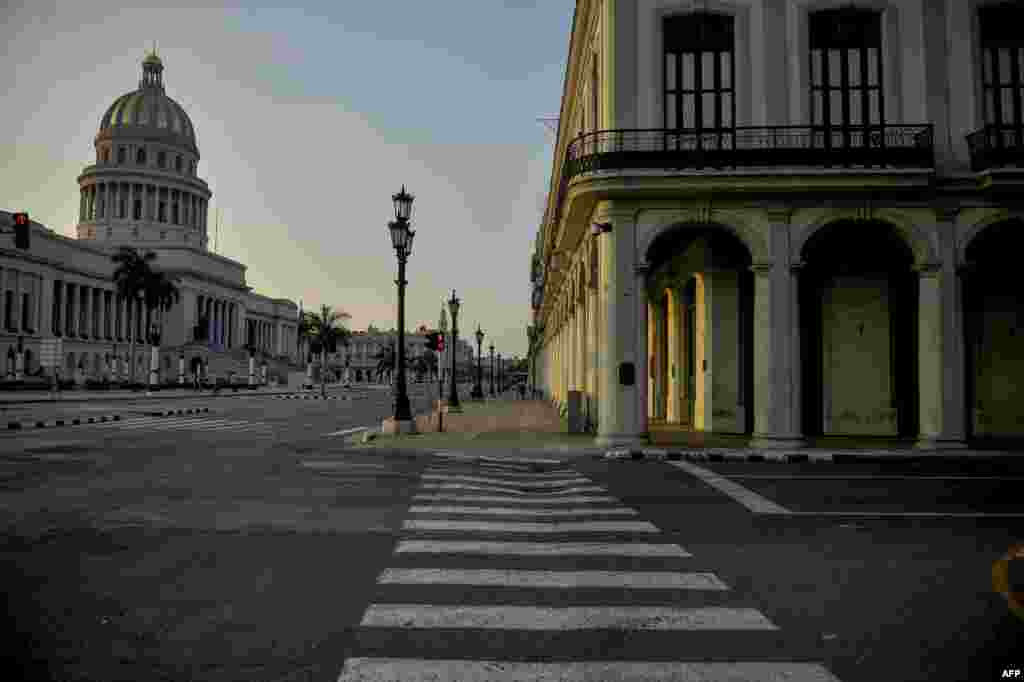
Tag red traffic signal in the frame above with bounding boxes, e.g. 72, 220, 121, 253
424, 332, 442, 352
12, 212, 30, 250
437, 334, 445, 353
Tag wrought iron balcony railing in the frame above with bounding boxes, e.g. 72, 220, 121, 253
966, 124, 1024, 172
565, 125, 934, 177
542, 124, 933, 280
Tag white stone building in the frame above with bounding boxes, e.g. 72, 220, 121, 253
532, 1, 1024, 449
1, 52, 299, 383
335, 327, 475, 384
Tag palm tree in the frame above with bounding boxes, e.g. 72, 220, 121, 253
298, 310, 317, 385
111, 247, 157, 384
303, 304, 351, 397
142, 271, 181, 393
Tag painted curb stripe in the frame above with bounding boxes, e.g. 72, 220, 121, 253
669, 461, 793, 515
377, 569, 728, 590
408, 506, 638, 517
337, 659, 843, 682
327, 426, 371, 436
402, 520, 659, 533
394, 540, 692, 557
360, 605, 775, 630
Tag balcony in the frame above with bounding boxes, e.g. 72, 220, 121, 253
566, 125, 934, 177
966, 124, 1024, 172
547, 124, 934, 233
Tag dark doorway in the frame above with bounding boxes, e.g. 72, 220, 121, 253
799, 220, 917, 438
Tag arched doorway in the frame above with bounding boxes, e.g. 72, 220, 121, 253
645, 225, 754, 435
800, 220, 918, 439
963, 219, 1024, 441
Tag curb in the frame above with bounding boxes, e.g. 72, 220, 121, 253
273, 394, 356, 401
8, 414, 124, 430
599, 448, 828, 463
145, 407, 212, 417
598, 448, 1023, 463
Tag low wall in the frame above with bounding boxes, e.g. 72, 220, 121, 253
414, 400, 563, 434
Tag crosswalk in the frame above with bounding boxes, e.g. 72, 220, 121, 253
81, 414, 273, 436
339, 458, 843, 681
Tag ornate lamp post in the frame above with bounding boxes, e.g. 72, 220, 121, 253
471, 324, 485, 400
446, 290, 462, 413
384, 185, 416, 433
498, 351, 503, 395
488, 342, 495, 397
146, 321, 161, 395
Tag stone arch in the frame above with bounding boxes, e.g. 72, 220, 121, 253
959, 211, 1024, 265
638, 212, 768, 267
792, 209, 938, 267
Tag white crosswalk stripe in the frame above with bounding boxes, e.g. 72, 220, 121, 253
408, 505, 639, 517
338, 461, 844, 682
81, 414, 272, 434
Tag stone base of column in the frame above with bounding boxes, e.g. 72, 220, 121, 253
594, 433, 649, 448
914, 436, 969, 450
748, 434, 807, 450
381, 416, 418, 435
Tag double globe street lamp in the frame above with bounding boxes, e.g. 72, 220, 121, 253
446, 290, 462, 412
488, 342, 495, 397
385, 185, 416, 434
471, 324, 485, 400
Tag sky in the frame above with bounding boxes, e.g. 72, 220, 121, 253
1, 0, 573, 360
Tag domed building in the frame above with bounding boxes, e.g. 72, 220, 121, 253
0, 52, 301, 385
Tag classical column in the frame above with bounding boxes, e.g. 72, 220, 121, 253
916, 237, 967, 449
52, 280, 63, 335
596, 206, 646, 447
635, 263, 650, 440
79, 286, 88, 339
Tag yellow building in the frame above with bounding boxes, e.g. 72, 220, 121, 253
531, 0, 1024, 450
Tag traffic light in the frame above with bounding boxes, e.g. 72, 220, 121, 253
424, 332, 441, 352
437, 333, 445, 353
13, 212, 30, 250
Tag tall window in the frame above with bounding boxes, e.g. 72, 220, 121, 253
158, 151, 167, 168
979, 3, 1024, 137
809, 8, 884, 142
117, 147, 126, 164
136, 148, 147, 164
664, 13, 735, 141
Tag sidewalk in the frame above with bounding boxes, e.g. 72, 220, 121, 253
344, 394, 1024, 462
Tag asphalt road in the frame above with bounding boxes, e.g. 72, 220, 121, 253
1, 396, 1021, 682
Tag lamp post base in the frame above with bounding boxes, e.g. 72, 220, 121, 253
381, 416, 418, 435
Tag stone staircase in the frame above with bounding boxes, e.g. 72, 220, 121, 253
164, 342, 301, 385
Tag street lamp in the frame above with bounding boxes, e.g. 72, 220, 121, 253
446, 290, 462, 412
386, 185, 416, 432
488, 342, 495, 397
498, 351, 503, 396
471, 324, 485, 400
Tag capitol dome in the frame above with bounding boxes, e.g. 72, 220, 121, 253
96, 52, 197, 153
